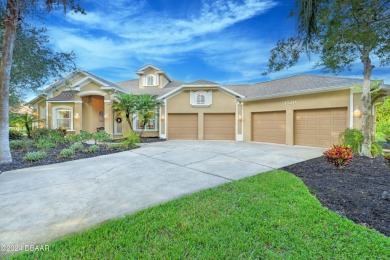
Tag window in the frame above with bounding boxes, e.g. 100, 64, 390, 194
39, 107, 46, 119
190, 90, 212, 106
133, 112, 158, 131
56, 109, 71, 129
144, 74, 156, 86
196, 93, 205, 104
52, 106, 73, 130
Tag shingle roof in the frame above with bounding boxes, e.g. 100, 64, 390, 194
47, 91, 75, 101
115, 79, 186, 97
224, 75, 365, 100
183, 80, 219, 86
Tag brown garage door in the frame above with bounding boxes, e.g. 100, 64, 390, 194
295, 108, 348, 147
168, 113, 198, 140
252, 111, 286, 144
204, 113, 235, 140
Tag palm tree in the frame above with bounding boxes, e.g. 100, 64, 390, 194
112, 93, 138, 132
136, 94, 158, 138
0, 0, 83, 163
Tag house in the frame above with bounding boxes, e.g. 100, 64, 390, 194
27, 65, 390, 148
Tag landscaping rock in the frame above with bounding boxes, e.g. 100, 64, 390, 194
382, 191, 390, 200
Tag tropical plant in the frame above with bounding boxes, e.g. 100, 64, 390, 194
23, 151, 47, 162
375, 97, 390, 142
9, 112, 35, 138
106, 143, 126, 151
370, 142, 383, 158
79, 130, 93, 142
112, 93, 138, 131
136, 94, 158, 138
64, 133, 82, 145
0, 1, 83, 164
265, 0, 390, 157
339, 129, 363, 154
9, 139, 34, 150
323, 145, 353, 169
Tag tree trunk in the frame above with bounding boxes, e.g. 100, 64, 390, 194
0, 1, 19, 164
361, 51, 373, 157
125, 112, 134, 132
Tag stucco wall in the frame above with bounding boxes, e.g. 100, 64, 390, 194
243, 90, 355, 144
166, 90, 236, 140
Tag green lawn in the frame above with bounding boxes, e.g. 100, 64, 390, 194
11, 170, 390, 259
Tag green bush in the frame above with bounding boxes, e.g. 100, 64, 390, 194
93, 130, 111, 144
371, 142, 383, 157
23, 151, 47, 162
30, 128, 50, 140
376, 121, 390, 142
70, 142, 84, 152
121, 131, 140, 148
9, 129, 24, 140
47, 130, 65, 144
83, 145, 100, 154
10, 139, 34, 150
107, 143, 126, 150
80, 130, 93, 142
339, 128, 363, 154
35, 139, 57, 150
59, 148, 75, 158
64, 134, 82, 145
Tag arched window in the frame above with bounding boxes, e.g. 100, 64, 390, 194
197, 93, 205, 104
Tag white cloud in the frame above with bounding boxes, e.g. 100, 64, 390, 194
47, 0, 279, 82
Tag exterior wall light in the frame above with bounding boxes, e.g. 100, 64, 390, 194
104, 112, 109, 119
74, 113, 80, 119
238, 114, 242, 121
353, 106, 362, 117
161, 114, 165, 120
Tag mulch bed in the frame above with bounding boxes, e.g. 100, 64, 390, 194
0, 137, 165, 173
282, 155, 390, 236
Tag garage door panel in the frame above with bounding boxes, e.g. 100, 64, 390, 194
204, 113, 235, 140
168, 114, 198, 140
294, 108, 347, 148
252, 111, 286, 144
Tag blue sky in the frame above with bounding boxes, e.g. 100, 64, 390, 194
43, 0, 389, 85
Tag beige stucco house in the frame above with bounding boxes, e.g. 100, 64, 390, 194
27, 65, 390, 148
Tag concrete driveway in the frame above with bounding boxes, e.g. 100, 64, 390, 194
0, 141, 323, 253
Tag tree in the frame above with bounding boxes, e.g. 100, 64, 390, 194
9, 112, 36, 138
265, 0, 390, 157
113, 93, 138, 132
113, 93, 159, 137
136, 94, 158, 138
0, 0, 83, 164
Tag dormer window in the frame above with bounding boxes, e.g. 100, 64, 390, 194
144, 74, 157, 86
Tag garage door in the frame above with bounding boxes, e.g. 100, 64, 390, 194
204, 113, 235, 140
295, 108, 348, 147
168, 113, 198, 140
252, 111, 286, 144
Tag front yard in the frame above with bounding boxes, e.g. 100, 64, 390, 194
11, 170, 389, 259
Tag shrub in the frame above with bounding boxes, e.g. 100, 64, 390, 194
64, 134, 82, 145
59, 148, 75, 158
323, 145, 353, 169
70, 142, 84, 152
23, 151, 47, 162
35, 139, 57, 150
339, 128, 363, 154
107, 143, 126, 150
10, 139, 34, 151
384, 153, 390, 162
83, 145, 100, 154
31, 128, 50, 140
56, 127, 67, 137
121, 131, 140, 148
80, 130, 93, 142
370, 142, 383, 157
47, 130, 65, 145
93, 130, 111, 144
9, 129, 24, 140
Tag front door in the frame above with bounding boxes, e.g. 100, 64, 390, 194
113, 112, 123, 135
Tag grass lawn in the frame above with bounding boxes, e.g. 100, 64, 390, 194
11, 170, 390, 259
